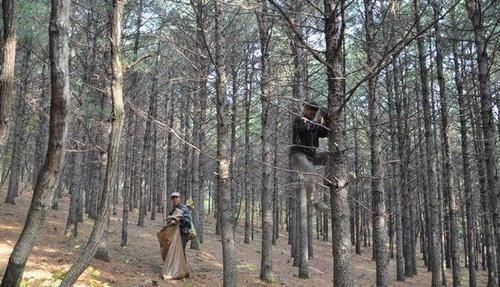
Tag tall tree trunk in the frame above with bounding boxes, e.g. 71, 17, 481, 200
471, 83, 497, 286
364, 0, 388, 285
243, 52, 252, 244
324, 0, 353, 285
432, 1, 460, 285
215, 1, 237, 286
256, 0, 274, 281
0, 0, 17, 145
273, 110, 280, 246
465, 0, 500, 280
389, 57, 405, 280
230, 66, 238, 236
414, 0, 442, 284
197, 66, 208, 244
149, 41, 161, 222
452, 21, 476, 286
138, 76, 155, 226
0, 0, 71, 284
60, 1, 125, 284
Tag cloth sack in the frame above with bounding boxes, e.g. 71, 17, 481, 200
157, 210, 189, 279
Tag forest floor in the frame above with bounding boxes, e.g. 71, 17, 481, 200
0, 189, 488, 287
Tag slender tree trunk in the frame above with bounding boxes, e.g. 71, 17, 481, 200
389, 57, 405, 280
324, 0, 353, 285
364, 0, 388, 284
229, 66, 238, 236
432, 2, 460, 285
414, 0, 442, 284
257, 0, 273, 281
354, 116, 361, 254
465, 0, 500, 280
273, 111, 280, 245
0, 0, 71, 284
138, 76, 155, 226
452, 25, 476, 287
298, 175, 309, 278
243, 52, 252, 244
60, 1, 125, 284
65, 152, 79, 238
471, 88, 497, 286
215, 1, 237, 286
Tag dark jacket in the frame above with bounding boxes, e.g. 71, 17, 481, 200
290, 112, 329, 159
170, 204, 191, 236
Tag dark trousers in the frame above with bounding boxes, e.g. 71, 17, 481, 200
181, 234, 188, 259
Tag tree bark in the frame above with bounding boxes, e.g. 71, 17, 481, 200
324, 0, 353, 285
0, 0, 71, 284
0, 0, 17, 145
256, 0, 273, 281
364, 0, 389, 285
215, 1, 237, 286
65, 152, 79, 238
389, 57, 405, 281
243, 52, 252, 244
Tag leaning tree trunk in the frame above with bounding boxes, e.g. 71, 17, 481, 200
256, 0, 274, 281
59, 1, 125, 285
215, 1, 237, 286
0, 0, 70, 285
0, 0, 17, 145
324, 0, 353, 286
465, 0, 500, 279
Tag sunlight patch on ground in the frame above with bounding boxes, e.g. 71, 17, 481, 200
0, 223, 20, 231
197, 251, 223, 268
23, 269, 53, 280
309, 266, 325, 274
0, 242, 13, 258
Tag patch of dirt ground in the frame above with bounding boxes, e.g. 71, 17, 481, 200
0, 190, 488, 286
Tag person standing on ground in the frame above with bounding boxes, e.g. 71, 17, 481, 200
290, 102, 331, 211
169, 192, 192, 251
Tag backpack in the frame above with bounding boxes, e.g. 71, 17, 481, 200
187, 222, 197, 241
185, 198, 197, 240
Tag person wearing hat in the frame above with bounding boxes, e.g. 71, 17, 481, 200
169, 192, 192, 251
290, 101, 330, 211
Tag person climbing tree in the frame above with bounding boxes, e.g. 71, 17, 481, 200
290, 101, 330, 212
